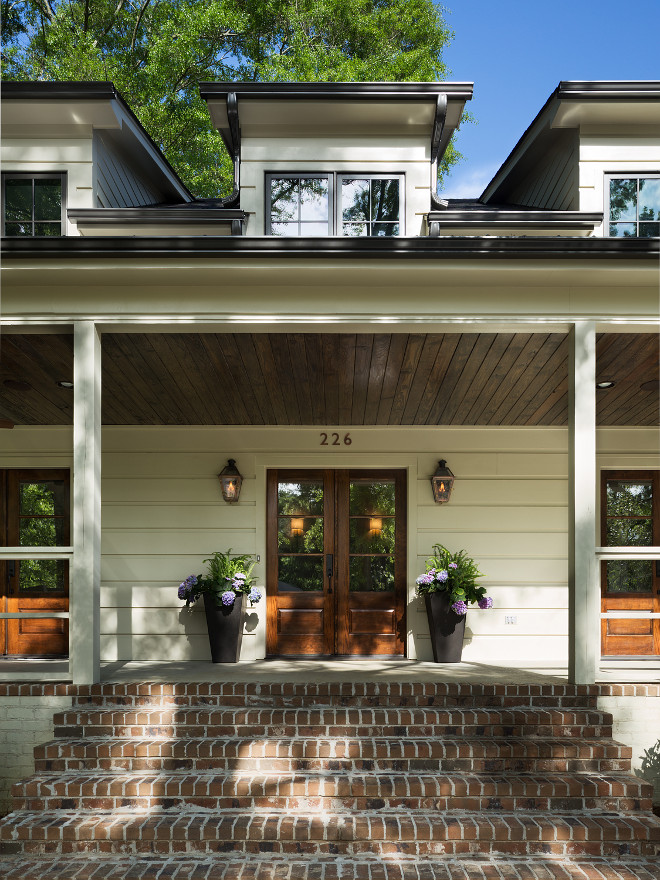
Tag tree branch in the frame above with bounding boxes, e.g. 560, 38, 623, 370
130, 0, 153, 51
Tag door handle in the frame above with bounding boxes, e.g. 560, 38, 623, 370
326, 554, 333, 593
7, 560, 15, 581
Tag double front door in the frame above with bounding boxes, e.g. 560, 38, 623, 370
266, 469, 406, 656
1, 469, 70, 656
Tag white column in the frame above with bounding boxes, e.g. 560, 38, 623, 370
70, 322, 102, 684
568, 321, 598, 685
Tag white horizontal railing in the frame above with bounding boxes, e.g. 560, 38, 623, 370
0, 547, 73, 619
596, 546, 660, 619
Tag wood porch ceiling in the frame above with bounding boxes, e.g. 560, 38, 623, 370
0, 332, 657, 427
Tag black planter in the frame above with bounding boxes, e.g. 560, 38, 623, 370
425, 592, 466, 663
203, 593, 245, 663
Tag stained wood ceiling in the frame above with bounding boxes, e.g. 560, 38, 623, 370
0, 332, 657, 427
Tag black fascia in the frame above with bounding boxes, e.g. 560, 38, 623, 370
199, 81, 474, 101
557, 81, 660, 99
427, 210, 603, 227
3, 236, 658, 259
2, 81, 194, 202
68, 208, 247, 222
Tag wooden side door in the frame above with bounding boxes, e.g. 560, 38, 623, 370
336, 470, 406, 656
601, 470, 660, 657
3, 469, 70, 656
267, 469, 335, 656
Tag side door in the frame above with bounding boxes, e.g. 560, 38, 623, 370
2, 469, 70, 656
601, 470, 660, 657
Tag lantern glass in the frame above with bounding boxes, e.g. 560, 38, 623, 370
218, 459, 243, 503
431, 459, 455, 504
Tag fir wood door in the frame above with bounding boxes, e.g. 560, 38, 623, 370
1, 469, 70, 656
266, 469, 406, 656
601, 471, 660, 657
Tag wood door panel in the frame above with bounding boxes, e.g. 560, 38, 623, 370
607, 618, 653, 636
349, 607, 395, 634
277, 608, 324, 634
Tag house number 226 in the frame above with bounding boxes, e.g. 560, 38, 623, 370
320, 432, 352, 446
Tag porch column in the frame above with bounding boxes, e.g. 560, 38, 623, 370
71, 322, 102, 684
567, 321, 598, 685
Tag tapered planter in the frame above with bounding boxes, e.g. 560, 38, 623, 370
203, 593, 245, 663
425, 592, 466, 663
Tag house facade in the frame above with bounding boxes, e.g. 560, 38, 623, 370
0, 80, 658, 684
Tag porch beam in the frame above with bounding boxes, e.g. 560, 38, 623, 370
568, 320, 598, 685
71, 321, 102, 684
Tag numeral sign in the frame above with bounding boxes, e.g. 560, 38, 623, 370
320, 432, 352, 446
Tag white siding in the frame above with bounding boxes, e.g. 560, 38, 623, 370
2, 425, 657, 666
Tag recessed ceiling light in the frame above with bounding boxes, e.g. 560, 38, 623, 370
3, 379, 31, 391
596, 381, 616, 389
56, 380, 74, 389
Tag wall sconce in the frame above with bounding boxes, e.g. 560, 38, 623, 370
218, 459, 243, 503
290, 517, 304, 536
369, 517, 383, 534
431, 459, 455, 504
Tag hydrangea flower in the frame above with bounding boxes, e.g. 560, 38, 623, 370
221, 590, 236, 606
448, 562, 458, 570
178, 575, 198, 600
478, 596, 493, 609
416, 573, 435, 586
234, 572, 247, 581
435, 570, 449, 582
451, 600, 468, 615
249, 588, 262, 603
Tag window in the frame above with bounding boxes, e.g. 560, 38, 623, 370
267, 173, 403, 237
607, 174, 660, 238
2, 173, 65, 237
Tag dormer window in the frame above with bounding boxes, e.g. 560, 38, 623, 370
2, 173, 65, 237
267, 173, 403, 236
607, 175, 660, 237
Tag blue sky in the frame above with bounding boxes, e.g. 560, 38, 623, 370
439, 0, 660, 199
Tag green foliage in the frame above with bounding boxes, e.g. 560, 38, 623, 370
1, 0, 460, 196
415, 543, 486, 607
202, 548, 255, 594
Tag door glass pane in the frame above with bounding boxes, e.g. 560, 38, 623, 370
19, 559, 67, 593
19, 518, 65, 547
349, 518, 395, 554
20, 481, 67, 517
606, 560, 653, 594
349, 556, 394, 592
278, 556, 323, 592
278, 516, 323, 553
349, 480, 395, 516
607, 481, 652, 517
278, 481, 323, 515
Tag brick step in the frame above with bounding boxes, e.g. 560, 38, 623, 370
70, 682, 600, 708
34, 736, 633, 774
1, 854, 660, 880
2, 810, 659, 857
12, 770, 653, 813
2, 854, 660, 880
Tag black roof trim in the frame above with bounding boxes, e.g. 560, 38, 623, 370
428, 210, 602, 224
2, 81, 193, 202
68, 208, 247, 223
200, 81, 474, 101
3, 236, 658, 260
558, 80, 660, 99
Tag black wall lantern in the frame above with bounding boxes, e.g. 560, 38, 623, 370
431, 459, 455, 504
218, 459, 243, 503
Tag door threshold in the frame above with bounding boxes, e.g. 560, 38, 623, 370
265, 654, 410, 661
601, 656, 660, 661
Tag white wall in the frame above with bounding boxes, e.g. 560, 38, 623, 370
3, 425, 657, 666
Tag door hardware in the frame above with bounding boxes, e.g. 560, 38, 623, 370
7, 560, 15, 580
326, 554, 334, 593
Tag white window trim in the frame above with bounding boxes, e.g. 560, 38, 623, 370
605, 172, 660, 238
266, 172, 405, 237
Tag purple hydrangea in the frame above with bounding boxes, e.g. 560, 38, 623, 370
178, 575, 198, 601
234, 572, 247, 581
416, 573, 435, 586
249, 588, 262, 603
436, 570, 449, 583
221, 590, 236, 606
451, 600, 468, 616
448, 562, 458, 570
478, 596, 494, 609
427, 568, 437, 577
